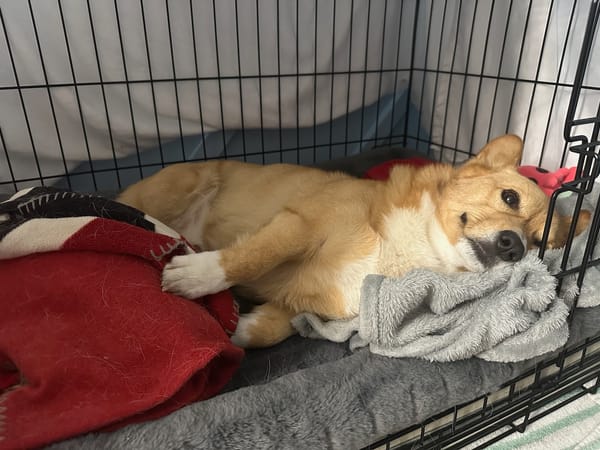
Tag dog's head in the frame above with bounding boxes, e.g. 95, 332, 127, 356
434, 135, 590, 272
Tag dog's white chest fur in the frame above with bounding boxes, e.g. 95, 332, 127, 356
338, 194, 445, 316
377, 193, 444, 276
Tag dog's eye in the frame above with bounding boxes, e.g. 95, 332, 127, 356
501, 189, 520, 209
460, 212, 467, 224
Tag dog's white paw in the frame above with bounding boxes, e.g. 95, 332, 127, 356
162, 251, 231, 299
230, 312, 259, 348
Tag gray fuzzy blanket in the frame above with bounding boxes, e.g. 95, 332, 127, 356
49, 307, 600, 450
293, 254, 572, 362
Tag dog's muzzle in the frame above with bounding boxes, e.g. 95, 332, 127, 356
469, 230, 525, 267
495, 230, 525, 262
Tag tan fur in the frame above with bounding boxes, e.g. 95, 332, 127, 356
230, 302, 297, 348
118, 135, 590, 348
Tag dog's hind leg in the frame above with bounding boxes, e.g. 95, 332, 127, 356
231, 302, 297, 348
117, 162, 220, 248
162, 209, 313, 299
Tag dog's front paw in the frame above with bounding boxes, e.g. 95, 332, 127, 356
162, 251, 231, 299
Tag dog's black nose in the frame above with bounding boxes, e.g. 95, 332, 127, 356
496, 230, 525, 262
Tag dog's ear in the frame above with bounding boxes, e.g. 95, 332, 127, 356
472, 135, 523, 170
559, 209, 591, 241
531, 209, 590, 249
544, 209, 591, 248
575, 209, 592, 235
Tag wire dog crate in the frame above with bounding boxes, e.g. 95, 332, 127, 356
1, 0, 600, 449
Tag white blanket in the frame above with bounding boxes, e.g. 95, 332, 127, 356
1, 0, 596, 185
0, 0, 409, 182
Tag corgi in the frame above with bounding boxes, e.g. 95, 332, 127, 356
118, 135, 590, 348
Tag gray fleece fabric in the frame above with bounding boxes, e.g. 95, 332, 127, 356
293, 254, 572, 362
48, 307, 600, 450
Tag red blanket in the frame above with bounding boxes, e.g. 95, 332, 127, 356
363, 156, 433, 180
0, 188, 244, 449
